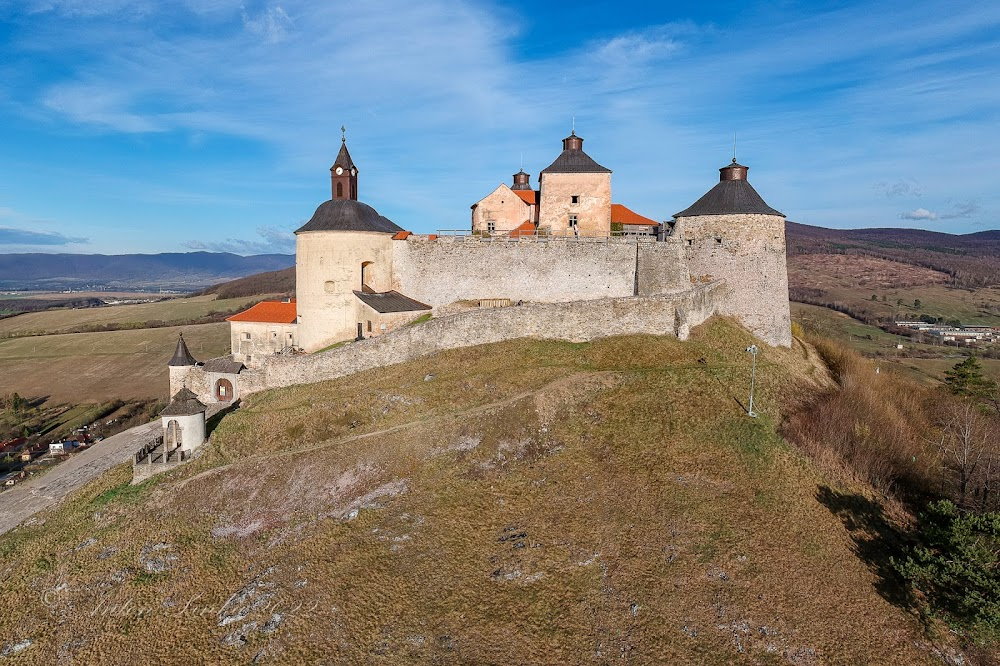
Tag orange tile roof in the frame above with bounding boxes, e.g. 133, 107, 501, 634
508, 220, 536, 237
612, 203, 659, 226
513, 190, 537, 205
392, 231, 412, 240
227, 300, 298, 324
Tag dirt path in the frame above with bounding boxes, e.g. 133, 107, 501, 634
0, 421, 161, 536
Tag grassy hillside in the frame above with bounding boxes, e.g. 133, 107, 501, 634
0, 319, 960, 664
0, 323, 229, 403
198, 266, 295, 299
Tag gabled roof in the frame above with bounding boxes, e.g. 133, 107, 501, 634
295, 199, 403, 234
227, 300, 298, 324
612, 203, 659, 226
354, 290, 432, 314
513, 190, 537, 205
331, 140, 356, 171
161, 387, 207, 417
168, 334, 197, 367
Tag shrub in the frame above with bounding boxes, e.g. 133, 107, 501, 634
894, 500, 1000, 638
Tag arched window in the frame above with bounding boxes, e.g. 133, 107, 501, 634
361, 261, 374, 291
336, 182, 343, 198
215, 378, 234, 402
166, 420, 181, 448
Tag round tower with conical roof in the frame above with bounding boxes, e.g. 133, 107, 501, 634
295, 136, 405, 351
672, 158, 791, 347
167, 332, 198, 397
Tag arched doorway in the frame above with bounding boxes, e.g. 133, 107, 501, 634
361, 261, 374, 292
165, 420, 181, 448
215, 378, 234, 402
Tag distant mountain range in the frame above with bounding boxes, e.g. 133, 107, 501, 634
0, 252, 295, 292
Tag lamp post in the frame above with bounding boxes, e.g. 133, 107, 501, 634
745, 345, 758, 418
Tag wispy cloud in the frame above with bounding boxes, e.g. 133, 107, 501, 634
182, 225, 295, 255
242, 5, 292, 43
899, 201, 979, 221
0, 225, 88, 245
874, 179, 922, 199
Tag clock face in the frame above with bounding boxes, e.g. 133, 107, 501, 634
350, 168, 357, 176
335, 166, 344, 175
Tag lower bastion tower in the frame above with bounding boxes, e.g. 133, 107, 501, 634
672, 159, 792, 347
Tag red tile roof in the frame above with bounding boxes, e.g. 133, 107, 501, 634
513, 190, 537, 205
227, 300, 298, 324
612, 203, 659, 226
392, 231, 412, 240
508, 220, 536, 238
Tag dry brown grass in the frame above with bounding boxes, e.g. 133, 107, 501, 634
0, 319, 957, 664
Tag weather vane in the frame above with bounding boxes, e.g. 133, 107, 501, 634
341, 125, 346, 142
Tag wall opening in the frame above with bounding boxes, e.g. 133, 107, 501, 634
361, 261, 374, 292
216, 378, 234, 402
165, 420, 181, 448
336, 182, 343, 198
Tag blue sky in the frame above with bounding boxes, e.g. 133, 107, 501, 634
0, 0, 997, 255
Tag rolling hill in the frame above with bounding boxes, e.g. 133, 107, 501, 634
0, 320, 964, 664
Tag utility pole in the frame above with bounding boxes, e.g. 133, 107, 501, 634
745, 345, 759, 418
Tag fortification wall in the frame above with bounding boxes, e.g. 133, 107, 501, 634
677, 213, 791, 347
391, 236, 690, 307
181, 282, 723, 405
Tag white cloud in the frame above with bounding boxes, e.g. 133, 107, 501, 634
182, 225, 295, 255
899, 201, 979, 221
899, 207, 938, 220
241, 5, 292, 43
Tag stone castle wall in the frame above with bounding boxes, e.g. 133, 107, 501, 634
174, 282, 724, 404
676, 213, 791, 347
391, 236, 690, 307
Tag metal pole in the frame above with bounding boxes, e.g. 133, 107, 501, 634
746, 345, 758, 418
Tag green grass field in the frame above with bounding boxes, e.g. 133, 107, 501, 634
0, 323, 230, 402
0, 294, 264, 337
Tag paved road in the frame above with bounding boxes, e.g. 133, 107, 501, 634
0, 421, 161, 537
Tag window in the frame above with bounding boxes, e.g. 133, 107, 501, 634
367, 320, 373, 332
568, 214, 578, 227
336, 182, 343, 198
571, 195, 580, 204
487, 221, 496, 233
324, 280, 336, 293
244, 333, 251, 340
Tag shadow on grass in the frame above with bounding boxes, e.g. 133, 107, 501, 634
206, 400, 240, 437
815, 485, 915, 611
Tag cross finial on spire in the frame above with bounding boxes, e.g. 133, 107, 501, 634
341, 125, 346, 143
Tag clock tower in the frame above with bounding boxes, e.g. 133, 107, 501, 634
330, 126, 358, 201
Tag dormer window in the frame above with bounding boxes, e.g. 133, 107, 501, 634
571, 195, 580, 204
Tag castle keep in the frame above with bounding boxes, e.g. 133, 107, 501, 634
170, 130, 792, 406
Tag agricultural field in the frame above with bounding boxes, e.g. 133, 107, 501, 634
0, 323, 229, 403
0, 294, 266, 337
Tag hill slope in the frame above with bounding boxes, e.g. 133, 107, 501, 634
0, 320, 948, 664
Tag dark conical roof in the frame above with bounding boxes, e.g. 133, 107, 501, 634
168, 334, 197, 366
160, 387, 207, 416
540, 132, 611, 175
331, 140, 356, 171
673, 160, 783, 218
295, 199, 404, 234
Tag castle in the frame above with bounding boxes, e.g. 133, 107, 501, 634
166, 129, 791, 413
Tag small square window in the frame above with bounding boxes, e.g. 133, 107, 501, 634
571, 195, 580, 204
244, 333, 251, 340
487, 221, 496, 233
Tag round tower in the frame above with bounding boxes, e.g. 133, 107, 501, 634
160, 387, 207, 452
167, 333, 198, 398
673, 158, 791, 347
